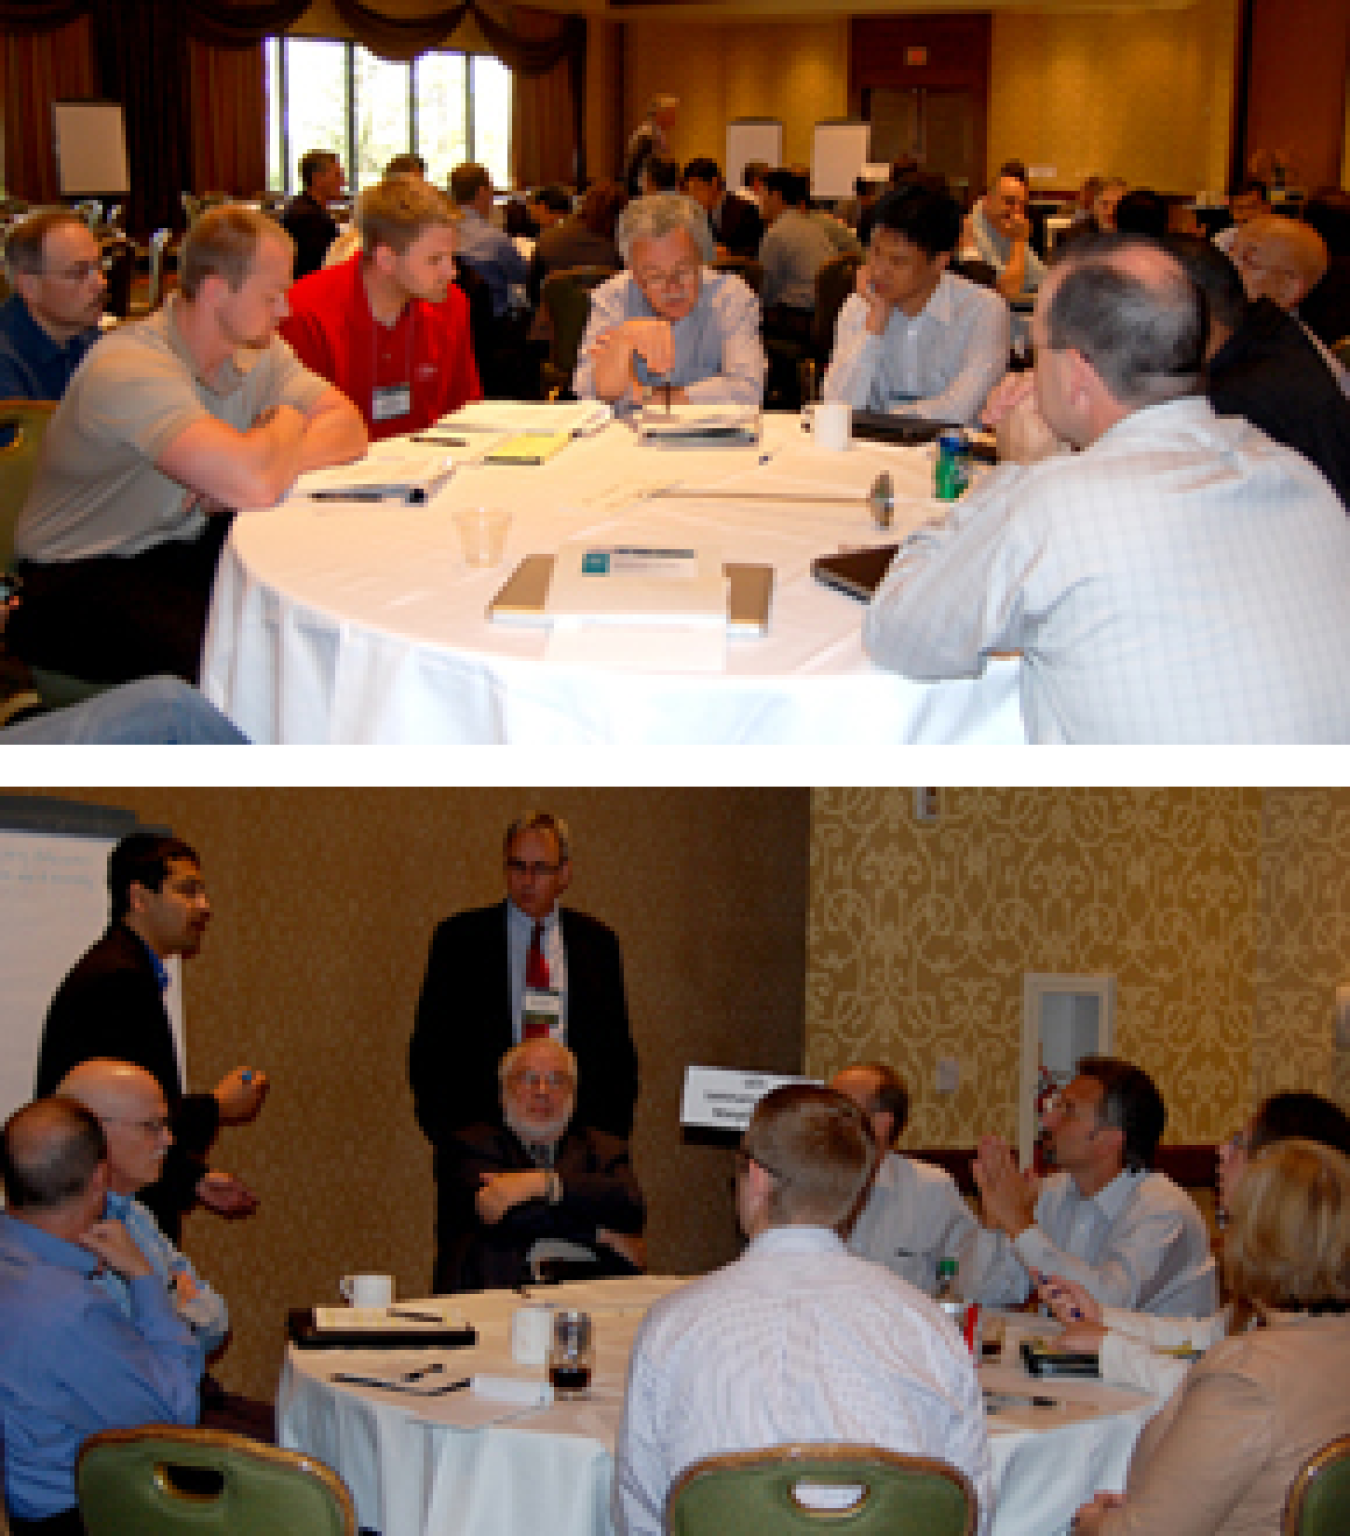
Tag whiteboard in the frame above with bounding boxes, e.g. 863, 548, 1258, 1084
812, 120, 871, 200
726, 119, 782, 193
0, 821, 184, 1134
52, 99, 130, 196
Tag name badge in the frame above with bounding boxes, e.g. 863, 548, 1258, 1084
522, 988, 563, 1040
372, 383, 412, 421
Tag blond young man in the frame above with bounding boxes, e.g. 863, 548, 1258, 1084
281, 177, 481, 440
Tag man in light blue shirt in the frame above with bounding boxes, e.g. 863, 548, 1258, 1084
450, 161, 529, 318
963, 163, 1047, 302
957, 1055, 1217, 1317
573, 193, 764, 411
824, 185, 1009, 424
0, 1097, 201, 1530
58, 1058, 229, 1357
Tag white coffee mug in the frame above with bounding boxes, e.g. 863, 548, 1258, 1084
511, 1303, 554, 1366
340, 1273, 394, 1308
813, 398, 851, 452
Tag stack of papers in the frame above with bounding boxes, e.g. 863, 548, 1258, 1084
636, 403, 760, 446
292, 439, 455, 504
440, 400, 612, 436
545, 542, 728, 627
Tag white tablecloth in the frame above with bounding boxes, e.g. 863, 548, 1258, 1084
277, 1282, 1156, 1536
201, 416, 1023, 744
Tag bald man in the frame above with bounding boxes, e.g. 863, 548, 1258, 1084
864, 233, 1350, 742
58, 1059, 227, 1356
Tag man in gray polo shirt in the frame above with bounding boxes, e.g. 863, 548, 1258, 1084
11, 206, 367, 685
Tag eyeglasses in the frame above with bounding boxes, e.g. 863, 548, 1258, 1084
1222, 1129, 1251, 1155
509, 1070, 572, 1093
506, 859, 560, 878
104, 1114, 171, 1136
44, 262, 104, 283
634, 264, 700, 292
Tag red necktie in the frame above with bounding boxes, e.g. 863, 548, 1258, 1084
524, 923, 551, 1036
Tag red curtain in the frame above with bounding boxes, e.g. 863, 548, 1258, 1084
1, 15, 96, 204
188, 35, 266, 197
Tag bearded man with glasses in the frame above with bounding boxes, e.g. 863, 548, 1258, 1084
411, 810, 639, 1292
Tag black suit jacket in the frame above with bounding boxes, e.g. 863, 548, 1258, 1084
438, 1120, 645, 1292
35, 924, 220, 1239
281, 191, 338, 281
1209, 298, 1350, 508
409, 901, 639, 1278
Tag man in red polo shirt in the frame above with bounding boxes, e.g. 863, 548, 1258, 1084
280, 178, 481, 439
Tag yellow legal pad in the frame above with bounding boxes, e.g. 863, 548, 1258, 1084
483, 430, 573, 465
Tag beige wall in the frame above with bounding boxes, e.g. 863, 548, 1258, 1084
620, 0, 1236, 195
622, 18, 850, 180
5, 787, 810, 1401
806, 788, 1349, 1154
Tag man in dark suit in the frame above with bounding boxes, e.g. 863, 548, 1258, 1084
682, 157, 763, 260
35, 832, 269, 1242
440, 1037, 645, 1292
409, 811, 639, 1291
282, 149, 344, 280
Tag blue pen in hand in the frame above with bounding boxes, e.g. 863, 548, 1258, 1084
1037, 1269, 1083, 1321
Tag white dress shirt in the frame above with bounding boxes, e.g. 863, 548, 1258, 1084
613, 1224, 992, 1536
846, 1150, 979, 1294
506, 899, 567, 1043
823, 274, 1010, 424
958, 1167, 1218, 1318
863, 394, 1350, 743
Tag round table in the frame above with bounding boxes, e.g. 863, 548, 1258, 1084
201, 416, 1023, 744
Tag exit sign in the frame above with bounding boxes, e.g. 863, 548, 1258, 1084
905, 46, 928, 66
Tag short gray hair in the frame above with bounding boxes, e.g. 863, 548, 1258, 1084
1044, 235, 1203, 409
617, 193, 714, 266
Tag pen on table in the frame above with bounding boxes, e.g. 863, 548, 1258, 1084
410, 434, 469, 446
310, 490, 389, 503
386, 1308, 445, 1324
984, 1391, 1059, 1412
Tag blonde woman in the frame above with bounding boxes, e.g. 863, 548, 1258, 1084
1073, 1138, 1350, 1534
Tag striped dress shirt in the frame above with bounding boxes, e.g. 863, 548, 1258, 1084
864, 395, 1350, 743
613, 1225, 992, 1536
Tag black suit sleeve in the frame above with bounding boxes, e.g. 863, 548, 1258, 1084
566, 914, 639, 1140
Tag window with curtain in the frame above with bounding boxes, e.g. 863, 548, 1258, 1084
264, 36, 512, 194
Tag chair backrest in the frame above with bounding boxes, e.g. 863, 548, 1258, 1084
713, 255, 764, 296
812, 251, 861, 356
1331, 336, 1350, 370
542, 265, 614, 386
1283, 1434, 1350, 1536
78, 1425, 356, 1536
664, 1444, 977, 1536
0, 398, 57, 571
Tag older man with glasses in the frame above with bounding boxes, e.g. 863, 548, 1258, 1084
436, 1037, 646, 1292
0, 208, 106, 404
573, 192, 765, 411
411, 811, 639, 1292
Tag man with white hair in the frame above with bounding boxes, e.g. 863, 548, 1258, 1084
438, 1036, 646, 1292
1231, 215, 1349, 392
573, 193, 764, 410
864, 233, 1350, 742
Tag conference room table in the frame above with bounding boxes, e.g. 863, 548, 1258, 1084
277, 1277, 1159, 1536
200, 414, 1024, 744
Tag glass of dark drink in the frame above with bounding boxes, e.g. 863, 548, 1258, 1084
548, 1308, 593, 1399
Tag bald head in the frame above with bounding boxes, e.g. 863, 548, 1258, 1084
2, 1097, 106, 1216
1232, 216, 1328, 309
57, 1059, 170, 1196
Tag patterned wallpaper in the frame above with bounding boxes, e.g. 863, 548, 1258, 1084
3, 787, 810, 1401
806, 789, 1350, 1159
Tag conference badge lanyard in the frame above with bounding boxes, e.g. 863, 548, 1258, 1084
522, 989, 563, 1041
371, 305, 416, 423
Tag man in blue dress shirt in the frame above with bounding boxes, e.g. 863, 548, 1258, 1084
0, 1097, 202, 1533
